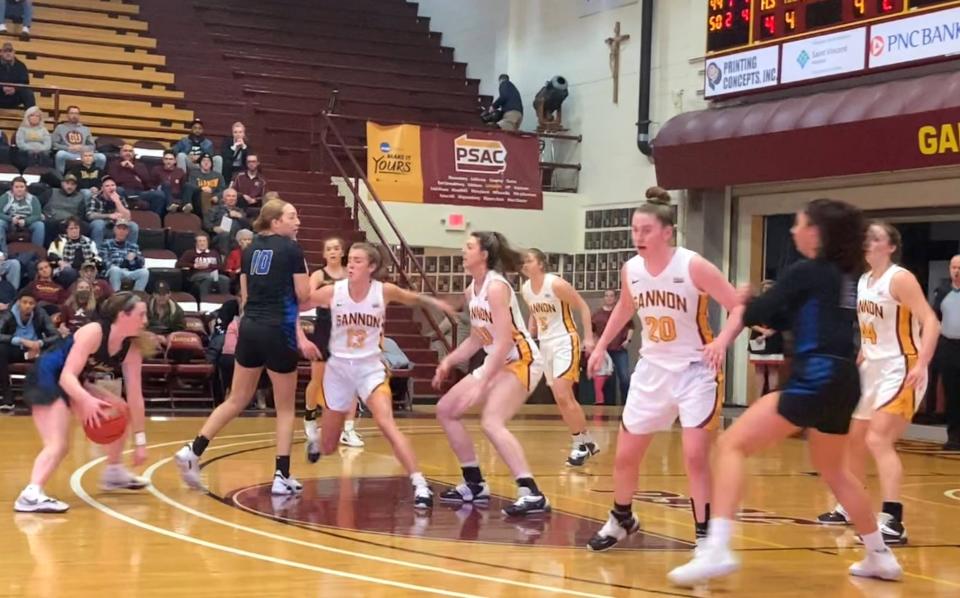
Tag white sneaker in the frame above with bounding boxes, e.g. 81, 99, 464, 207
586, 512, 640, 551
304, 419, 320, 463
439, 481, 491, 503
271, 471, 303, 496
0, 25, 7, 33
174, 444, 202, 489
849, 548, 903, 581
339, 427, 364, 448
14, 489, 69, 513
566, 441, 599, 467
667, 543, 740, 587
100, 465, 149, 491
413, 485, 433, 510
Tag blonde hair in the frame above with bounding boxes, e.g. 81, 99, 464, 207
253, 198, 289, 233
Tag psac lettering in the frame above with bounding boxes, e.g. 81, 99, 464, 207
456, 147, 506, 166
918, 123, 960, 155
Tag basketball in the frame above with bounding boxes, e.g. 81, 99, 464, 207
82, 397, 129, 445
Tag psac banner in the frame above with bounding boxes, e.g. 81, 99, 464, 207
366, 122, 543, 210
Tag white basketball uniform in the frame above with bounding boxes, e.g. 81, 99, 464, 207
323, 279, 390, 412
622, 247, 722, 434
521, 274, 580, 385
853, 266, 925, 421
469, 272, 543, 392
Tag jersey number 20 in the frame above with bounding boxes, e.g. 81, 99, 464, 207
250, 249, 273, 275
644, 316, 677, 342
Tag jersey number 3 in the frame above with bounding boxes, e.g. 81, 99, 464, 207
644, 316, 677, 342
250, 249, 274, 275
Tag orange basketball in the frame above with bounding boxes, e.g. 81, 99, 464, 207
82, 397, 129, 445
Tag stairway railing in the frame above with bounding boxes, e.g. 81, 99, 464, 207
314, 108, 457, 354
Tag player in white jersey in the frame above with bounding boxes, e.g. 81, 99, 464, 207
308, 242, 456, 509
817, 222, 939, 543
520, 249, 599, 466
585, 188, 744, 551
433, 231, 550, 517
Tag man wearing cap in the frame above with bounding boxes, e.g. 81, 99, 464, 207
86, 176, 139, 248
147, 281, 185, 336
42, 174, 85, 246
99, 219, 148, 291
52, 105, 106, 174
0, 42, 34, 109
67, 260, 112, 303
173, 118, 221, 174
47, 216, 98, 288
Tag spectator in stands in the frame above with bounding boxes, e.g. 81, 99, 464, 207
107, 143, 168, 214
205, 188, 249, 256
220, 121, 251, 184
150, 150, 186, 213
592, 289, 635, 405
68, 260, 112, 302
183, 154, 225, 215
58, 278, 98, 335
491, 74, 523, 131
23, 258, 64, 307
48, 216, 98, 287
86, 176, 139, 247
231, 153, 266, 216
42, 173, 84, 246
177, 232, 221, 298
224, 228, 251, 293
52, 106, 106, 174
147, 281, 185, 335
0, 175, 42, 251
0, 249, 20, 292
0, 288, 58, 408
173, 118, 220, 174
0, 1, 32, 39
69, 149, 103, 201
100, 219, 147, 291
13, 105, 52, 170
0, 42, 33, 109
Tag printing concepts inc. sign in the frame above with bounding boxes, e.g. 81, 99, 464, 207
869, 6, 960, 68
704, 45, 779, 98
781, 27, 867, 84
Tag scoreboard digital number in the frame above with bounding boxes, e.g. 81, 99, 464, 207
707, 0, 959, 54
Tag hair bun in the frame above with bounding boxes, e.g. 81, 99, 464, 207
645, 186, 671, 206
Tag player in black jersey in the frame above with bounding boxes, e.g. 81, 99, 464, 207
175, 198, 315, 496
669, 199, 902, 586
14, 292, 155, 513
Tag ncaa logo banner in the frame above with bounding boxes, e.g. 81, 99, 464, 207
869, 6, 960, 69
366, 122, 424, 203
366, 121, 543, 210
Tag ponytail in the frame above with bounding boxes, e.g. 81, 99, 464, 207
471, 231, 522, 272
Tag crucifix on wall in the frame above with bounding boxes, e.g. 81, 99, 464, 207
605, 21, 630, 104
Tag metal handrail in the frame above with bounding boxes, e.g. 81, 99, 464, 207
0, 81, 191, 125
314, 109, 457, 354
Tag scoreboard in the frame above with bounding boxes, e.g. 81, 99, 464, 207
707, 0, 958, 54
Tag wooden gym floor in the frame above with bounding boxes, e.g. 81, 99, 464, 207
2, 405, 960, 597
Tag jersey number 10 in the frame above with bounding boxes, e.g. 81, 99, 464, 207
250, 249, 274, 275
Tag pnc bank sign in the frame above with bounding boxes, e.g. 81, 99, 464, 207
869, 6, 960, 68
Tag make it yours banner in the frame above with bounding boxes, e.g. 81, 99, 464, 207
366, 121, 543, 211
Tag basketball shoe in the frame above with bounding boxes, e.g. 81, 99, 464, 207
587, 511, 640, 551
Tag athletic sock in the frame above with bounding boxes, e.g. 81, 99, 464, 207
344, 419, 355, 432
612, 501, 633, 523
461, 463, 484, 485
882, 501, 903, 522
304, 407, 319, 422
410, 472, 427, 488
516, 477, 540, 496
861, 530, 889, 552
275, 455, 291, 479
191, 435, 210, 457
707, 517, 734, 549
691, 499, 710, 538
23, 484, 41, 499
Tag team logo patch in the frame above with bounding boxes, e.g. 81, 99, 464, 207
673, 277, 685, 284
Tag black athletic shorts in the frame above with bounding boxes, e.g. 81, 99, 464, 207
234, 318, 299, 374
778, 355, 860, 435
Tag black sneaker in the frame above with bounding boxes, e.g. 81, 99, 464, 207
817, 505, 850, 525
567, 442, 600, 467
439, 482, 490, 503
502, 488, 550, 517
414, 485, 434, 510
0, 393, 14, 412
878, 513, 908, 545
587, 512, 640, 551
